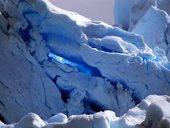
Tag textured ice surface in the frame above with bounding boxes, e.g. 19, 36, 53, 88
113, 0, 170, 60
132, 5, 170, 60
113, 0, 170, 30
129, 0, 170, 31
0, 0, 170, 126
2, 95, 170, 128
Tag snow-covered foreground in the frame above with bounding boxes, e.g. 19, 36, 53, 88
0, 0, 170, 127
1, 95, 170, 128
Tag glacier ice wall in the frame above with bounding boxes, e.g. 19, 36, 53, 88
113, 0, 170, 60
113, 0, 170, 30
0, 0, 170, 124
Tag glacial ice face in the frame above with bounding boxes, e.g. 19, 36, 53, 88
113, 0, 170, 30
128, 0, 157, 31
129, 0, 170, 31
131, 3, 170, 60
0, 0, 170, 124
113, 0, 170, 60
132, 6, 170, 59
113, 0, 135, 30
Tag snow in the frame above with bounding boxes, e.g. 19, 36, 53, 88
14, 113, 46, 128
136, 95, 170, 128
2, 95, 170, 128
0, 0, 170, 127
46, 113, 68, 123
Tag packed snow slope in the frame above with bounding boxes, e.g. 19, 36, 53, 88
0, 0, 170, 127
1, 95, 170, 128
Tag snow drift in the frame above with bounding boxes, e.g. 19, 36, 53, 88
0, 0, 170, 128
1, 95, 170, 128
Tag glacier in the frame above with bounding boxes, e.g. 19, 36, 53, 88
0, 0, 170, 128
113, 0, 170, 60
